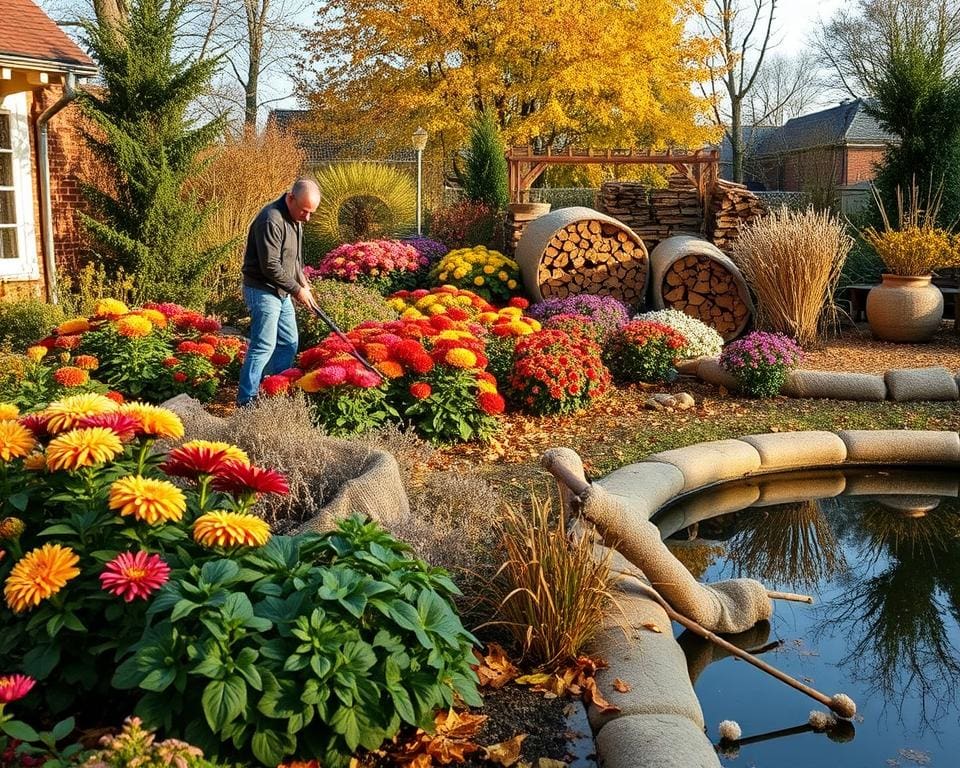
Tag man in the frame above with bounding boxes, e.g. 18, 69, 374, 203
237, 178, 320, 406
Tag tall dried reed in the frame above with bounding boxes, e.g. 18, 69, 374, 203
486, 493, 615, 668
732, 206, 853, 347
190, 127, 306, 305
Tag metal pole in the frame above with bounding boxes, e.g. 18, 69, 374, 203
416, 148, 423, 235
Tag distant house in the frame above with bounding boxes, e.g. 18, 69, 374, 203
717, 126, 778, 187
267, 109, 417, 167
753, 99, 896, 194
1, 0, 98, 303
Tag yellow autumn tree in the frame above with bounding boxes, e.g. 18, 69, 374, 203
297, 0, 719, 159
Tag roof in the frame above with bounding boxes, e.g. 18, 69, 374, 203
268, 109, 417, 164
756, 99, 897, 156
0, 0, 96, 74
718, 126, 778, 165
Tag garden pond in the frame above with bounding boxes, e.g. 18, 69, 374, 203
657, 467, 960, 767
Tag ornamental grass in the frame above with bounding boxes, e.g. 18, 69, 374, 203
486, 493, 615, 668
732, 206, 852, 347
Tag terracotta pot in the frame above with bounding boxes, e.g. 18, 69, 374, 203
866, 273, 943, 342
508, 202, 551, 222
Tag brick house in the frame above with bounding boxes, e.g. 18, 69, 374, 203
753, 99, 896, 196
0, 0, 98, 303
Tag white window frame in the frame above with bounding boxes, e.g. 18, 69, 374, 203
0, 91, 40, 280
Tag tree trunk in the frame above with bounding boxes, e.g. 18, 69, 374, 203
730, 97, 744, 184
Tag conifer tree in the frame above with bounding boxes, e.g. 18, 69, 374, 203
79, 0, 228, 307
461, 110, 509, 211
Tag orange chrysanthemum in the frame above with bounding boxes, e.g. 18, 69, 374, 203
53, 366, 90, 387
46, 427, 123, 471
134, 308, 167, 328
0, 421, 37, 461
3, 543, 80, 613
22, 452, 46, 471
93, 298, 129, 319
119, 403, 184, 440
0, 403, 19, 420
108, 475, 187, 525
72, 355, 99, 371
56, 317, 91, 335
377, 360, 405, 379
115, 315, 153, 338
42, 393, 119, 434
193, 511, 271, 549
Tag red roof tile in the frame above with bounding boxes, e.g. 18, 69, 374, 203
0, 0, 95, 70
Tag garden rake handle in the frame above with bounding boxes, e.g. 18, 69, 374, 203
308, 304, 380, 376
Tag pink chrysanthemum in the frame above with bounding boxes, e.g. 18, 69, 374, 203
78, 412, 143, 443
99, 551, 170, 602
0, 673, 35, 703
212, 460, 289, 497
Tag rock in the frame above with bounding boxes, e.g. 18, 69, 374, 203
644, 397, 664, 411
653, 393, 677, 407
673, 392, 695, 410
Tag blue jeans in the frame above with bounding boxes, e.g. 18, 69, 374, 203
237, 285, 299, 405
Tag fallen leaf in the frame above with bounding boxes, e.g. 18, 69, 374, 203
483, 733, 527, 767
535, 760, 568, 768
515, 672, 552, 686
473, 643, 521, 689
642, 621, 663, 633
434, 708, 488, 740
613, 678, 631, 693
581, 676, 621, 714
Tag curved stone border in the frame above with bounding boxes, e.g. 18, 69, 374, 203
691, 359, 960, 402
550, 430, 960, 768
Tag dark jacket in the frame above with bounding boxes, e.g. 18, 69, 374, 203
242, 195, 306, 298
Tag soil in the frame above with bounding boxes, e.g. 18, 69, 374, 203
801, 323, 960, 374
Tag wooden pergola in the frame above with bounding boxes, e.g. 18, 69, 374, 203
506, 145, 720, 205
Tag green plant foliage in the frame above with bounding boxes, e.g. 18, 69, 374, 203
79, 324, 171, 399
78, 716, 229, 768
0, 300, 64, 349
311, 163, 417, 255
308, 383, 398, 436
602, 320, 687, 384
459, 110, 509, 211
296, 279, 398, 347
115, 519, 481, 767
77, 0, 231, 307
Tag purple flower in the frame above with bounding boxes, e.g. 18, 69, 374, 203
528, 295, 630, 343
403, 237, 449, 265
719, 331, 803, 397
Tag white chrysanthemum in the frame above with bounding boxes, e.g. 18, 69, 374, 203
808, 710, 836, 730
718, 720, 742, 741
634, 308, 724, 359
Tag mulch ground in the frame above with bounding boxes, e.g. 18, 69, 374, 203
801, 322, 960, 373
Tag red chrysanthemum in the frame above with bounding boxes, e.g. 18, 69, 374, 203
162, 444, 237, 478
409, 382, 432, 400
260, 375, 290, 396
212, 460, 289, 497
163, 357, 181, 368
17, 413, 50, 439
53, 335, 82, 350
105, 390, 125, 404
210, 353, 232, 366
279, 368, 303, 381
99, 551, 170, 602
78, 412, 143, 442
0, 674, 35, 703
446, 307, 470, 321
508, 297, 530, 309
173, 372, 188, 383
346, 367, 382, 388
478, 391, 506, 415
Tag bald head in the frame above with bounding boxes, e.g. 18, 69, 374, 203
286, 178, 320, 223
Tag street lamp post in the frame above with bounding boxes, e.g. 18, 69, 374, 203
412, 127, 428, 236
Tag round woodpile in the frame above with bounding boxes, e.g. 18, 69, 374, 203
650, 235, 754, 340
507, 202, 551, 255
514, 206, 649, 305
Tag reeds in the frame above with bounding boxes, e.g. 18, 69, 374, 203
732, 206, 853, 347
486, 493, 615, 668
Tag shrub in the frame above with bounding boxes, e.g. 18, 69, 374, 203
311, 240, 428, 293
79, 716, 228, 768
634, 309, 724, 359
117, 519, 480, 767
603, 320, 688, 383
540, 313, 606, 345
0, 299, 64, 350
310, 163, 417, 255
527, 295, 629, 344
429, 200, 497, 249
487, 493, 613, 667
428, 246, 520, 303
731, 206, 852, 347
720, 331, 803, 397
57, 262, 136, 320
458, 109, 509, 211
296, 278, 398, 347
509, 329, 610, 415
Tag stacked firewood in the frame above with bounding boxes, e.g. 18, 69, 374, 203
507, 208, 545, 255
536, 220, 648, 304
709, 180, 766, 250
661, 255, 750, 337
598, 178, 703, 250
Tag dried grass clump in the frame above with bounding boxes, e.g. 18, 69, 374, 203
732, 206, 852, 347
353, 423, 435, 491
485, 493, 615, 668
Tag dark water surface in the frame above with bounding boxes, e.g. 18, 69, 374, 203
658, 468, 960, 768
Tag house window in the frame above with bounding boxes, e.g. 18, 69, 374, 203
0, 92, 39, 280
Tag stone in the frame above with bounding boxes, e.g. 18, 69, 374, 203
673, 392, 696, 410
697, 358, 738, 390
656, 481, 760, 538
754, 471, 847, 506
653, 393, 677, 406
843, 471, 960, 498
595, 714, 721, 768
884, 367, 959, 401
837, 430, 960, 465
647, 440, 762, 492
644, 397, 665, 411
739, 431, 847, 470
782, 370, 887, 401
597, 462, 686, 521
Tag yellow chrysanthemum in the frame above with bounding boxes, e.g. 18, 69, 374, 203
109, 475, 186, 525
56, 317, 91, 335
498, 271, 509, 281
445, 348, 478, 369
477, 379, 498, 394
427, 304, 445, 316
134, 308, 167, 328
179, 440, 250, 466
473, 277, 485, 286
0, 403, 19, 420
119, 403, 184, 440
115, 315, 153, 338
509, 321, 535, 335
93, 298, 129, 319
42, 392, 119, 434
0, 421, 37, 461
507, 280, 518, 289
23, 452, 46, 471
4, 543, 80, 613
193, 511, 271, 549
46, 427, 123, 471
25, 346, 48, 363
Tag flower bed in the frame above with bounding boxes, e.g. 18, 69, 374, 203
428, 247, 520, 304
310, 240, 429, 293
603, 320, 688, 383
527, 295, 629, 343
720, 330, 803, 397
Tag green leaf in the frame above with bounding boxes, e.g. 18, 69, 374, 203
201, 675, 247, 731
200, 559, 240, 586
1, 720, 40, 742
50, 717, 75, 742
221, 592, 254, 624
36, 523, 76, 536
139, 666, 176, 692
329, 706, 361, 751
7, 491, 29, 512
250, 728, 295, 767
23, 643, 60, 680
112, 656, 145, 689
